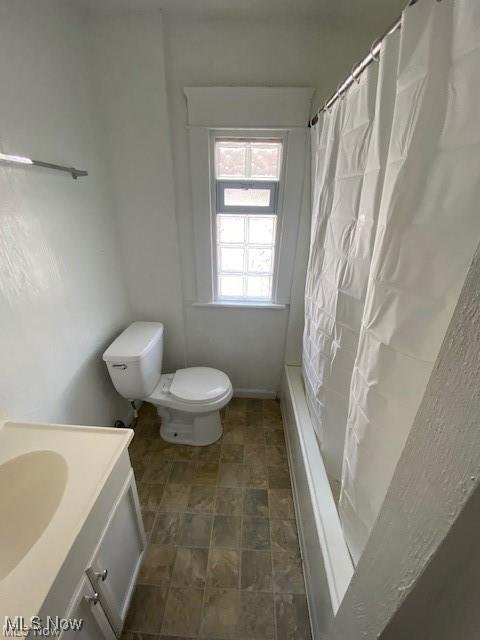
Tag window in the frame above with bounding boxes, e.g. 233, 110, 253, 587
214, 139, 283, 302
185, 87, 311, 308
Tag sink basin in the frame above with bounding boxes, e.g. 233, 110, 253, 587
0, 450, 68, 580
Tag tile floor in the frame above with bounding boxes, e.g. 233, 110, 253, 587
124, 398, 312, 640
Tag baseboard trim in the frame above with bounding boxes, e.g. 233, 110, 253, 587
233, 388, 277, 399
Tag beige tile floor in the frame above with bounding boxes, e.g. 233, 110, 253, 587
123, 398, 312, 640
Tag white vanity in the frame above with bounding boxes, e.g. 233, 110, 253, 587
0, 420, 145, 639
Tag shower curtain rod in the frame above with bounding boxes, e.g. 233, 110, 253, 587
308, 0, 418, 127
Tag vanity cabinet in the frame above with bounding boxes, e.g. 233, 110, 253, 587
44, 453, 146, 640
85, 472, 145, 636
63, 577, 116, 640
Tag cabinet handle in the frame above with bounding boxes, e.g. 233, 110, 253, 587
85, 592, 100, 606
94, 569, 108, 582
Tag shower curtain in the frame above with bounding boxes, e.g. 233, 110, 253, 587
303, 32, 399, 481
303, 0, 480, 563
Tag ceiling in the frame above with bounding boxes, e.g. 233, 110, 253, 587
77, 0, 407, 28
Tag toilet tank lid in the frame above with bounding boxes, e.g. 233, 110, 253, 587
103, 322, 163, 363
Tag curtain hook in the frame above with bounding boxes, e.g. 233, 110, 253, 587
351, 64, 361, 85
370, 38, 381, 62
337, 83, 345, 101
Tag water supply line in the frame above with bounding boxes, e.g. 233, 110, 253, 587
131, 400, 139, 420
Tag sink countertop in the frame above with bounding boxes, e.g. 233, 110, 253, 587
0, 420, 133, 629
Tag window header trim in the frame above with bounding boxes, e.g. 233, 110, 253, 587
184, 87, 315, 128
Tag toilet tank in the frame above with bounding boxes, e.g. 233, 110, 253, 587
103, 322, 164, 400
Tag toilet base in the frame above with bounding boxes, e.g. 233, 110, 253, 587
157, 406, 223, 446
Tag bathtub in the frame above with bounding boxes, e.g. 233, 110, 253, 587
280, 365, 353, 638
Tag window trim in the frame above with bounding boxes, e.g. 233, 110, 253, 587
210, 131, 287, 304
191, 301, 288, 310
187, 123, 307, 307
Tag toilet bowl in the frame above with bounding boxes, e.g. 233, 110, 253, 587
150, 368, 232, 445
103, 322, 232, 446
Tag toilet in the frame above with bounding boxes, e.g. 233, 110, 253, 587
103, 321, 232, 446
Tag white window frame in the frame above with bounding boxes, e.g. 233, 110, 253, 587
211, 132, 286, 304
188, 125, 307, 308
216, 180, 279, 214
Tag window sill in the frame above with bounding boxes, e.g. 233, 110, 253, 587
191, 301, 289, 310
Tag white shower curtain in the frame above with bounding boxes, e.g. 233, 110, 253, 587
303, 31, 399, 480
304, 0, 480, 563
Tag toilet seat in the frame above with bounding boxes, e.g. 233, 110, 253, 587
170, 367, 231, 403
147, 367, 233, 414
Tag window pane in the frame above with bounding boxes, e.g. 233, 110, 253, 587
224, 187, 271, 208
219, 247, 244, 272
219, 274, 244, 297
216, 142, 247, 178
216, 139, 282, 180
248, 216, 276, 245
218, 215, 245, 243
247, 275, 272, 299
250, 143, 282, 179
248, 247, 273, 274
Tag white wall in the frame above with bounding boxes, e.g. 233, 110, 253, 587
165, 15, 375, 394
89, 10, 371, 395
89, 12, 186, 374
0, 2, 411, 421
381, 482, 480, 640
0, 0, 132, 426
284, 157, 311, 365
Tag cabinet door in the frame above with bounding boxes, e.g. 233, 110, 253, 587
61, 576, 116, 640
86, 470, 146, 636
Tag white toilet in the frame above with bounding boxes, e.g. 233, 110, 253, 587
103, 321, 232, 446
